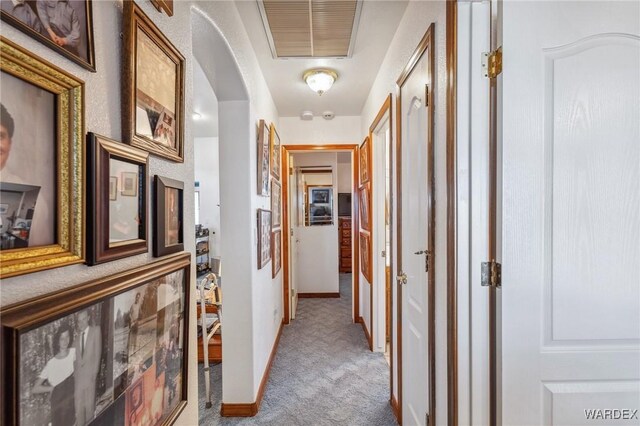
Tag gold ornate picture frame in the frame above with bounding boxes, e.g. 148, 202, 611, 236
0, 37, 85, 278
123, 1, 185, 162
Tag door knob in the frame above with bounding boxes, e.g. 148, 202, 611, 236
396, 272, 407, 285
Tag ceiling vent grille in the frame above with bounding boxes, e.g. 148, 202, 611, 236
258, 0, 362, 58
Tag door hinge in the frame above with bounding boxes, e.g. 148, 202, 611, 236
425, 85, 429, 107
426, 412, 430, 426
482, 46, 502, 78
481, 260, 502, 288
289, 167, 294, 175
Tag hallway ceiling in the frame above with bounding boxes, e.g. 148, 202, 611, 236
235, 0, 408, 117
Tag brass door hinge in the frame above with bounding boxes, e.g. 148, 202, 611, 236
482, 47, 502, 79
481, 260, 502, 288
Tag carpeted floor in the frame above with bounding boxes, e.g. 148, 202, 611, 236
198, 273, 397, 425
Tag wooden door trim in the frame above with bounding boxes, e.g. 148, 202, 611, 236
446, 1, 458, 425
368, 93, 394, 402
395, 23, 436, 426
281, 144, 360, 325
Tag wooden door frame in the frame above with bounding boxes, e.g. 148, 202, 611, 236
281, 144, 360, 325
368, 93, 394, 400
396, 24, 436, 426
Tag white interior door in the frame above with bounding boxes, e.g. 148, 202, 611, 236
289, 157, 299, 319
400, 44, 432, 426
502, 2, 640, 424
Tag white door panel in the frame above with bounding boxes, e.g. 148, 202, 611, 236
502, 2, 640, 424
400, 40, 431, 426
289, 156, 298, 319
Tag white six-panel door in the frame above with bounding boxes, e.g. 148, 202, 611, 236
502, 2, 640, 424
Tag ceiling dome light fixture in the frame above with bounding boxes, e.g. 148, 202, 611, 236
303, 68, 338, 96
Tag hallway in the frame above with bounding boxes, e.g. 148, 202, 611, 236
198, 274, 396, 425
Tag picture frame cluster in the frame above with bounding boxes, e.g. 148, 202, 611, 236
256, 119, 282, 278
0, 2, 190, 426
358, 136, 373, 284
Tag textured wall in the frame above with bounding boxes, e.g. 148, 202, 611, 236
359, 1, 448, 422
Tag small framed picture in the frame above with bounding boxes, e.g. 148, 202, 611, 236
153, 175, 184, 257
257, 119, 270, 196
271, 179, 281, 228
0, 253, 191, 426
359, 183, 371, 231
1, 37, 84, 278
109, 177, 117, 201
360, 231, 372, 284
123, 1, 185, 162
0, 0, 96, 71
272, 229, 281, 278
257, 209, 272, 269
86, 133, 149, 265
269, 124, 281, 179
359, 136, 370, 185
121, 172, 138, 197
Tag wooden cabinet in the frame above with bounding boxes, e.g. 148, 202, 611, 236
339, 217, 352, 273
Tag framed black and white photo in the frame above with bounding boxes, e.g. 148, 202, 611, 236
0, 0, 96, 71
0, 253, 191, 426
257, 208, 271, 269
257, 119, 270, 196
272, 229, 281, 278
86, 132, 149, 266
153, 175, 184, 257
0, 37, 84, 278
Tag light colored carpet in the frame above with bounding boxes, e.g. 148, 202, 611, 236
198, 273, 396, 425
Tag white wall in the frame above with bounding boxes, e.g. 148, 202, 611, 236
280, 116, 362, 145
337, 162, 352, 194
359, 1, 448, 421
194, 137, 221, 257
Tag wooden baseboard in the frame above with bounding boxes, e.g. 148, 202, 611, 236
298, 292, 340, 298
391, 395, 400, 423
220, 320, 284, 417
358, 316, 373, 350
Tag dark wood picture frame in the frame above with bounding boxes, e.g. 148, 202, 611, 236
86, 132, 149, 266
257, 119, 270, 196
271, 179, 281, 228
359, 231, 372, 284
154, 175, 184, 257
359, 136, 371, 185
0, 37, 85, 278
272, 229, 281, 278
150, 0, 174, 16
269, 123, 281, 180
0, 253, 191, 426
257, 208, 272, 270
123, 1, 185, 162
359, 182, 371, 231
0, 0, 96, 71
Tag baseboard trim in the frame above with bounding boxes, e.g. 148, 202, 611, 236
358, 316, 373, 350
298, 292, 340, 298
220, 319, 284, 417
391, 395, 400, 423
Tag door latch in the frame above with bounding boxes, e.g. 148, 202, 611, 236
481, 260, 502, 288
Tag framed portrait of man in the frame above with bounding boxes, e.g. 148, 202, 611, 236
0, 37, 84, 278
0, 0, 96, 71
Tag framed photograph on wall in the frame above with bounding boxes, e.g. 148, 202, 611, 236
257, 208, 271, 269
123, 1, 185, 162
86, 133, 149, 266
0, 37, 85, 278
359, 183, 371, 231
0, 0, 96, 71
360, 231, 372, 284
359, 136, 370, 185
269, 123, 281, 180
257, 119, 270, 196
0, 253, 191, 426
271, 179, 281, 228
154, 175, 184, 257
272, 229, 281, 278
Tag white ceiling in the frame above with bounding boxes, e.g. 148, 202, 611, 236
235, 0, 408, 117
192, 58, 219, 138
